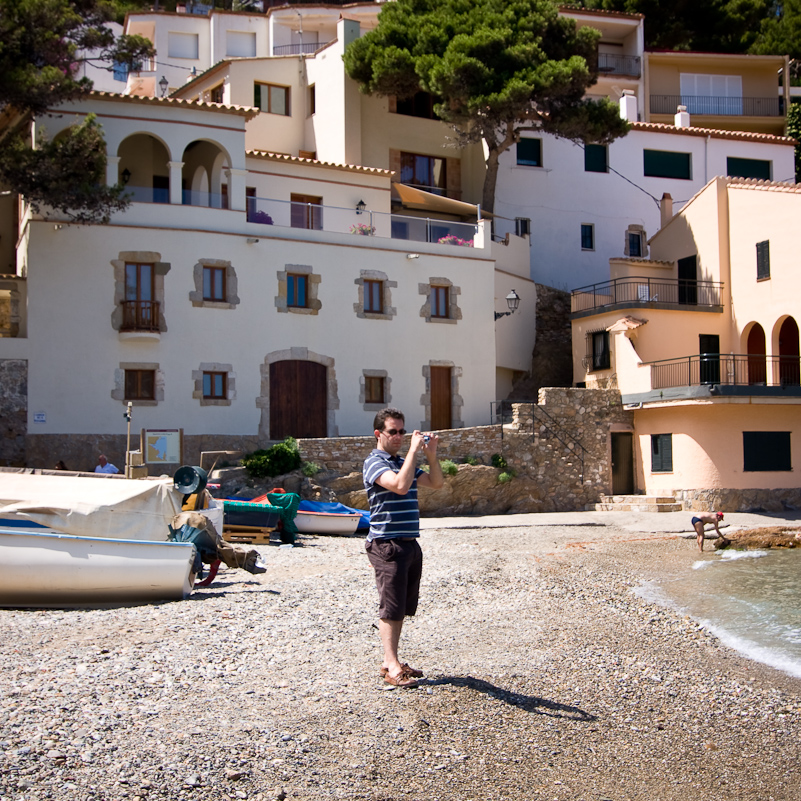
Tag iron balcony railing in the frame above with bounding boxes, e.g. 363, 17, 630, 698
120, 300, 160, 332
650, 94, 782, 117
571, 276, 723, 313
650, 353, 801, 390
598, 53, 641, 77
272, 41, 333, 56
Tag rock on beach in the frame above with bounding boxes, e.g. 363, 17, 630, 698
1, 512, 800, 800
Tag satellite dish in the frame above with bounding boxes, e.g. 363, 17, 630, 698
173, 465, 208, 496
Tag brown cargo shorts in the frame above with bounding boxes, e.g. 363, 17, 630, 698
365, 537, 423, 621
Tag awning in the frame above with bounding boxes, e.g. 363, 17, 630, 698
607, 316, 648, 332
392, 182, 492, 219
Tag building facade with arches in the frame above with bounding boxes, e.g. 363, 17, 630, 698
570, 176, 801, 504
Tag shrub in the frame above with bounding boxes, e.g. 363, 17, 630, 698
491, 453, 508, 469
463, 455, 479, 466
498, 471, 515, 484
248, 209, 274, 225
301, 461, 321, 477
241, 438, 301, 478
440, 459, 458, 476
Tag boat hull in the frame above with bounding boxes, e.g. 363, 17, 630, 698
0, 530, 196, 607
294, 511, 362, 535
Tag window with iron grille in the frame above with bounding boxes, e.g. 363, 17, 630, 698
651, 433, 673, 472
365, 376, 385, 405
517, 138, 542, 167
125, 369, 155, 401
756, 240, 770, 280
203, 371, 227, 400
431, 285, 449, 318
586, 330, 610, 371
743, 431, 791, 471
287, 274, 307, 308
364, 280, 383, 313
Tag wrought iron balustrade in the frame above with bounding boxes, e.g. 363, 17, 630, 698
598, 53, 641, 77
571, 276, 723, 313
650, 353, 801, 390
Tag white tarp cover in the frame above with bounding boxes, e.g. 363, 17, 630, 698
0, 474, 183, 541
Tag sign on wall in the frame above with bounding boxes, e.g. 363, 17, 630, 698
141, 429, 183, 465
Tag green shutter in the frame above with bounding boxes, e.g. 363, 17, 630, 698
651, 434, 673, 472
727, 157, 771, 180
756, 240, 770, 280
585, 144, 608, 173
643, 149, 691, 179
517, 138, 542, 167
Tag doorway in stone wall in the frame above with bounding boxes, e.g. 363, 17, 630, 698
430, 366, 452, 430
269, 360, 326, 439
611, 432, 634, 495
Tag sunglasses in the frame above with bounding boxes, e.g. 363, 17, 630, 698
383, 428, 406, 436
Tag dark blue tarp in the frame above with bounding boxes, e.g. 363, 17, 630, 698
297, 500, 370, 530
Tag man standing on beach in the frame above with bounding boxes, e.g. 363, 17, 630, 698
692, 512, 729, 552
363, 407, 444, 688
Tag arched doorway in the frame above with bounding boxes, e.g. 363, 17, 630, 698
778, 317, 800, 386
269, 360, 327, 439
746, 323, 766, 384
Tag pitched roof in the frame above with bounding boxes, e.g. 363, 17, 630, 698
247, 149, 393, 176
630, 121, 796, 145
87, 90, 258, 120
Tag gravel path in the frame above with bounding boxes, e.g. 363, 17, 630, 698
2, 519, 800, 801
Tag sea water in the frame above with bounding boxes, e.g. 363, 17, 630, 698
636, 548, 801, 678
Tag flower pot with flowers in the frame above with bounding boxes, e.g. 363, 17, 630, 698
438, 234, 473, 247
350, 222, 376, 236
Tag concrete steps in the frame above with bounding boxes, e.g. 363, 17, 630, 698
592, 495, 683, 513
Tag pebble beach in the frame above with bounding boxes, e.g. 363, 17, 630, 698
2, 512, 800, 801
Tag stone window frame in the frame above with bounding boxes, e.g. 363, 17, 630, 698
624, 225, 647, 258
354, 270, 397, 320
111, 362, 164, 407
360, 369, 391, 411
189, 259, 240, 309
192, 362, 236, 407
111, 252, 170, 334
420, 361, 464, 429
276, 264, 321, 315
419, 277, 461, 324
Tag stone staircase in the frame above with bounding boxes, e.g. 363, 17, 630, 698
593, 495, 683, 512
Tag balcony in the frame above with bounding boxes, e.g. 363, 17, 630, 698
650, 95, 782, 117
246, 196, 481, 247
571, 276, 723, 316
120, 300, 160, 333
650, 353, 801, 391
272, 42, 333, 56
598, 53, 641, 77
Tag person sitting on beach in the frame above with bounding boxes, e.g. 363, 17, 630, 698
692, 512, 729, 552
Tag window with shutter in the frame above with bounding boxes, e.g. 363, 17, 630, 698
756, 240, 770, 280
651, 434, 673, 473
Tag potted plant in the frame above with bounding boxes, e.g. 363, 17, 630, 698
350, 222, 375, 236
438, 234, 473, 247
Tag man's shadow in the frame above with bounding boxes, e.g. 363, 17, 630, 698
424, 676, 596, 721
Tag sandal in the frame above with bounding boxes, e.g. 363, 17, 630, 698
380, 663, 424, 679
383, 673, 419, 688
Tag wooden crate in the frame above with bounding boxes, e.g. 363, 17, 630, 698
223, 525, 275, 545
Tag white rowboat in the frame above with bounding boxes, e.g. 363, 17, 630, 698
294, 510, 362, 535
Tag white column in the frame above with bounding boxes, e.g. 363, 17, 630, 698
167, 161, 184, 205
225, 168, 248, 212
107, 156, 121, 187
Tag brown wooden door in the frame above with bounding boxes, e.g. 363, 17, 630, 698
269, 360, 327, 439
611, 432, 634, 495
430, 366, 452, 430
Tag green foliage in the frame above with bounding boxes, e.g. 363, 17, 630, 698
787, 101, 801, 182
750, 0, 801, 62
440, 459, 459, 476
491, 453, 508, 469
242, 438, 302, 479
497, 470, 516, 483
344, 0, 628, 213
0, 0, 154, 223
463, 455, 480, 465
301, 461, 321, 477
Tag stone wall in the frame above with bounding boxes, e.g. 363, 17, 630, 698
677, 488, 801, 514
0, 359, 27, 467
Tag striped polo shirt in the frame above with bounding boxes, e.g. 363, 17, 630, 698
363, 448, 423, 542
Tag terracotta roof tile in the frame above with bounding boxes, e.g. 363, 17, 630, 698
630, 121, 796, 145
87, 90, 258, 119
247, 149, 393, 176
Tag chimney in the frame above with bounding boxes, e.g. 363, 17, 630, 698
619, 90, 637, 122
660, 193, 673, 228
674, 105, 691, 128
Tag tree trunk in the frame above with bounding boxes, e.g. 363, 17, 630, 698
482, 147, 500, 216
